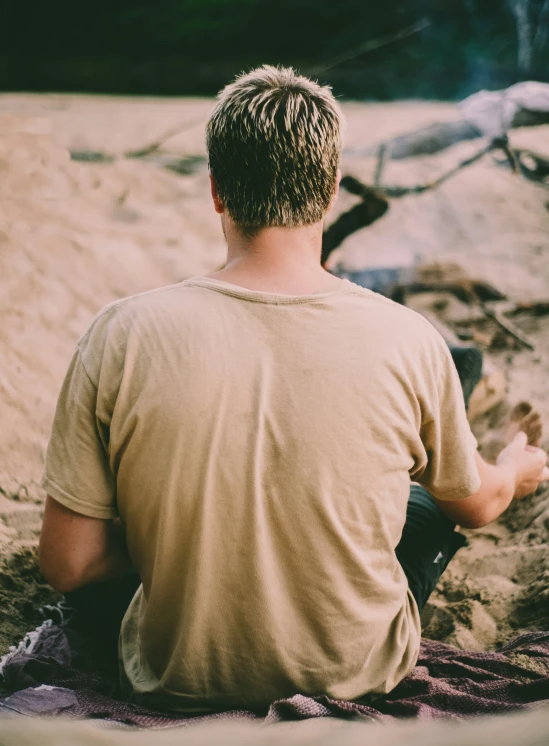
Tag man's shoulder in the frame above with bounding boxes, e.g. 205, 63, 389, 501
345, 281, 444, 336
344, 282, 451, 378
75, 281, 202, 381
78, 281, 200, 346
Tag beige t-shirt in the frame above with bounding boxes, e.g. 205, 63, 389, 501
42, 277, 480, 712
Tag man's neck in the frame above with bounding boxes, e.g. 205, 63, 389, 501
205, 219, 343, 295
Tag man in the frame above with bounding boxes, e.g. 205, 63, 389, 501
39, 66, 549, 712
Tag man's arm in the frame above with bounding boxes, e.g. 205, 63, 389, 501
39, 496, 133, 593
434, 432, 549, 529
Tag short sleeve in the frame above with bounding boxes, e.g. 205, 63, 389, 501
41, 347, 117, 519
415, 344, 481, 501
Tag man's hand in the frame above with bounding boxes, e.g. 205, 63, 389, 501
435, 435, 549, 529
496, 431, 549, 500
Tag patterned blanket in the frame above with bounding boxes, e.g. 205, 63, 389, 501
1, 619, 549, 728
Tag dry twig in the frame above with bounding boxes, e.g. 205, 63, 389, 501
481, 304, 536, 351
308, 18, 431, 76
124, 115, 206, 159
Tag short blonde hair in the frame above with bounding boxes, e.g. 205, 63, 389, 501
206, 65, 342, 232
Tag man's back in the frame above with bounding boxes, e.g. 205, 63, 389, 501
43, 277, 478, 711
38, 66, 549, 716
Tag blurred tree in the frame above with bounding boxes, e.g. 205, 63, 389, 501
0, 0, 547, 97
508, 0, 549, 72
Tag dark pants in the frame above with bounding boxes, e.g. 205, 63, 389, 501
66, 346, 482, 627
396, 485, 467, 611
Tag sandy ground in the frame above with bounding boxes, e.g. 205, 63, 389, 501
3, 707, 549, 746
1, 93, 549, 657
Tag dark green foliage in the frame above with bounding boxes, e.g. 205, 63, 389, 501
1, 0, 548, 98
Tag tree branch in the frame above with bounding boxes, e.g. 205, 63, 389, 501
308, 18, 431, 76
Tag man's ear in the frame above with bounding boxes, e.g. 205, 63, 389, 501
209, 172, 225, 215
327, 169, 341, 212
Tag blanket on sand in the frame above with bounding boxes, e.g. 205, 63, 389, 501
1, 619, 549, 728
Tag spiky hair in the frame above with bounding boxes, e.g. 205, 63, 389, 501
206, 65, 342, 232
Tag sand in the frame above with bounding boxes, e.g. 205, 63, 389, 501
4, 706, 549, 746
0, 93, 549, 656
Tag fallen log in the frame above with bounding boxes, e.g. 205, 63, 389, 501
333, 264, 507, 306
481, 304, 536, 351
502, 148, 549, 186
322, 139, 506, 263
370, 120, 481, 160
349, 81, 549, 161
321, 180, 388, 264
508, 300, 549, 316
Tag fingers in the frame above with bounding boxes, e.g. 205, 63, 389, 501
524, 445, 548, 469
502, 424, 549, 499
510, 401, 533, 421
510, 430, 528, 449
521, 411, 543, 447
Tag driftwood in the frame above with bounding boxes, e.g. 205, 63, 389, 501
409, 269, 537, 351
326, 84, 549, 260
396, 281, 505, 306
496, 147, 549, 186
374, 143, 389, 187
70, 113, 208, 174
133, 152, 206, 176
354, 110, 549, 161
481, 304, 536, 351
334, 261, 537, 351
322, 138, 512, 265
70, 150, 115, 163
368, 120, 482, 160
70, 149, 207, 176
321, 178, 388, 264
335, 261, 507, 304
124, 115, 206, 159
508, 300, 549, 316
350, 82, 549, 161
